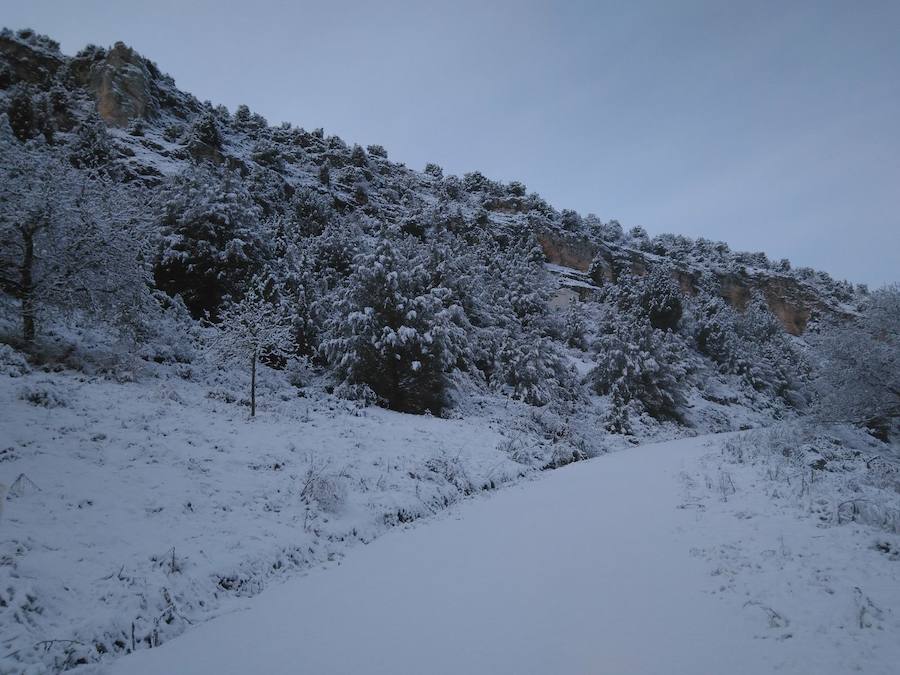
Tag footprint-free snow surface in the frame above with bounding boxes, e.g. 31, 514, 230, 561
113, 435, 900, 675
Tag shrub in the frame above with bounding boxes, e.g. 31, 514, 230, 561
589, 321, 687, 421
300, 467, 348, 514
19, 383, 67, 408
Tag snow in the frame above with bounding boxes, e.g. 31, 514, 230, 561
110, 434, 900, 675
3, 348, 652, 672
0, 365, 535, 672
544, 262, 602, 292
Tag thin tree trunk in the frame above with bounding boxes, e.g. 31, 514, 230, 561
250, 352, 257, 417
21, 226, 35, 347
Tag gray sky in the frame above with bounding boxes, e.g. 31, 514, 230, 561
3, 0, 898, 286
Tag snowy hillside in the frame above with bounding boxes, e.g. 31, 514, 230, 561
0, 355, 575, 671
1, 26, 898, 675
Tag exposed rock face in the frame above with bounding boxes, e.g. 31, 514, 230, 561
87, 42, 160, 126
540, 229, 832, 335
719, 274, 752, 310
537, 232, 596, 272
0, 31, 63, 86
760, 278, 815, 335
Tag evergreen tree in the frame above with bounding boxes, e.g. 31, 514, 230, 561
69, 113, 113, 170
350, 144, 368, 167
639, 266, 683, 330
7, 86, 36, 142
496, 331, 575, 406
154, 165, 265, 319
323, 230, 469, 414
589, 320, 687, 422
187, 110, 222, 150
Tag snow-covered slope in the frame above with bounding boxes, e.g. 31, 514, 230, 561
0, 357, 631, 673
111, 433, 900, 675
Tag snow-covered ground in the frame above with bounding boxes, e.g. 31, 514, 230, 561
2, 354, 897, 674
0, 356, 619, 673
109, 433, 900, 675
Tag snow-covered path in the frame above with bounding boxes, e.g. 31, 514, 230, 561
111, 434, 897, 675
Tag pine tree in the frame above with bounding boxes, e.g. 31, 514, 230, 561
350, 144, 368, 167
187, 110, 222, 150
69, 113, 113, 170
7, 86, 36, 142
640, 266, 683, 330
323, 230, 469, 414
496, 331, 575, 406
589, 320, 687, 421
154, 165, 266, 319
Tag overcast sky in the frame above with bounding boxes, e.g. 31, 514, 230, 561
3, 0, 898, 286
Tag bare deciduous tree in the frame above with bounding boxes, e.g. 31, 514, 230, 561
208, 281, 292, 416
0, 128, 153, 347
815, 285, 900, 438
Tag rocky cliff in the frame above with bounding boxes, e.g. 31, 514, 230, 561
0, 28, 860, 337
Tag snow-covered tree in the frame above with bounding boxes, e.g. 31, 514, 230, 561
639, 266, 683, 331
814, 284, 900, 438
7, 85, 37, 142
601, 267, 683, 331
350, 144, 368, 167
187, 109, 222, 150
496, 331, 576, 406
154, 164, 266, 320
690, 292, 803, 401
561, 299, 589, 350
588, 320, 688, 423
322, 230, 469, 414
208, 280, 292, 417
0, 129, 153, 347
69, 112, 114, 170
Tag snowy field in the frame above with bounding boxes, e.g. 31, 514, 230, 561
111, 434, 900, 675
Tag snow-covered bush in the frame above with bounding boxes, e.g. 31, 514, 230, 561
721, 423, 900, 533
424, 451, 474, 495
0, 343, 30, 377
497, 435, 542, 466
300, 465, 348, 514
19, 382, 67, 407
